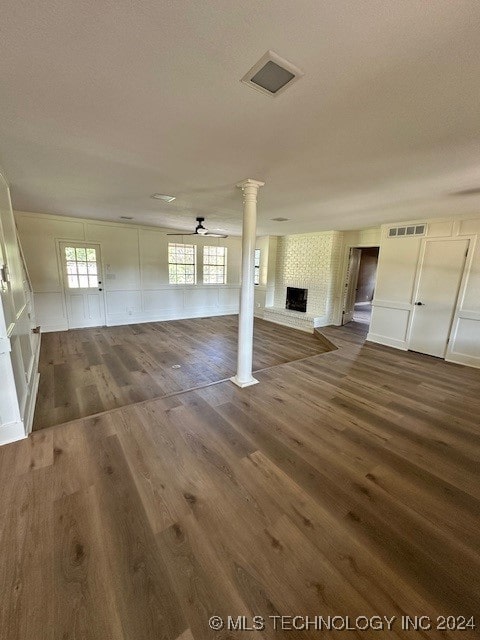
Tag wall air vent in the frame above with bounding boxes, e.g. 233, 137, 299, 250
388, 224, 426, 238
241, 50, 304, 97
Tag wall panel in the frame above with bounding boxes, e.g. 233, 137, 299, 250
16, 212, 242, 332
368, 216, 480, 368
0, 178, 39, 445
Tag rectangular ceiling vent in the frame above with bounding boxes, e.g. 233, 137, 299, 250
388, 224, 426, 238
241, 50, 304, 97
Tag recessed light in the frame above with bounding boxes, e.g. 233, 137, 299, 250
151, 193, 176, 202
120, 216, 134, 220
271, 217, 289, 222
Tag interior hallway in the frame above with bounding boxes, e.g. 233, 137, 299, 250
1, 321, 479, 639
353, 302, 372, 325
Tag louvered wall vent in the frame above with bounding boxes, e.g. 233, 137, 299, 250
388, 224, 426, 238
241, 51, 304, 97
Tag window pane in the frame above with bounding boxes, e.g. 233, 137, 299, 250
77, 262, 88, 274
86, 248, 96, 261
168, 243, 196, 284
88, 276, 98, 287
76, 248, 87, 261
66, 261, 77, 274
68, 275, 79, 288
203, 246, 226, 283
87, 262, 97, 275
254, 250, 260, 284
78, 275, 89, 288
65, 247, 76, 260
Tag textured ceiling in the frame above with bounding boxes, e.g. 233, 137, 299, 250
1, 0, 479, 235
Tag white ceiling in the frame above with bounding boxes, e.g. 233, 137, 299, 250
1, 0, 479, 236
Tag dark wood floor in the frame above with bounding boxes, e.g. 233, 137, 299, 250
1, 321, 479, 639
33, 316, 332, 430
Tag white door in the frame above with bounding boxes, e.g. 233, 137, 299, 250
60, 242, 106, 329
343, 248, 361, 324
408, 238, 469, 358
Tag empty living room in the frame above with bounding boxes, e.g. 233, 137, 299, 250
1, 2, 479, 639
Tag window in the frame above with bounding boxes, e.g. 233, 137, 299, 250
65, 246, 98, 289
203, 246, 227, 284
254, 248, 261, 284
168, 243, 196, 284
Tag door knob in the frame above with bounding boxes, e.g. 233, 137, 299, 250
414, 301, 424, 306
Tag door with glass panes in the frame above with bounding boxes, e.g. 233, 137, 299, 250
60, 242, 106, 328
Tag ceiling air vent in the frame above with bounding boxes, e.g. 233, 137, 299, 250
388, 224, 426, 238
241, 51, 304, 97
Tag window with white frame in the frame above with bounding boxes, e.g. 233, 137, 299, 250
254, 248, 260, 285
203, 246, 227, 284
168, 243, 196, 284
65, 246, 99, 288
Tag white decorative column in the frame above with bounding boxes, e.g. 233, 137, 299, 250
231, 178, 265, 388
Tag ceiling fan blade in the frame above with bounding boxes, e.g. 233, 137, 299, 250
167, 218, 227, 237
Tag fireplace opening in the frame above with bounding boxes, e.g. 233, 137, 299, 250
286, 287, 308, 313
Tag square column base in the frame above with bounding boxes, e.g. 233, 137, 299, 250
229, 375, 259, 388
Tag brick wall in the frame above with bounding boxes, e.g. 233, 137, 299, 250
273, 231, 343, 324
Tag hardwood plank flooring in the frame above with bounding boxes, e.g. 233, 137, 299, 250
1, 321, 479, 638
33, 316, 332, 430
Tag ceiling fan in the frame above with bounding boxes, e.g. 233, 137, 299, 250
167, 217, 228, 238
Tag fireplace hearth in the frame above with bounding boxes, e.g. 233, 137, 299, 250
285, 287, 308, 313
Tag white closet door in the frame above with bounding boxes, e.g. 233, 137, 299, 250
409, 239, 469, 358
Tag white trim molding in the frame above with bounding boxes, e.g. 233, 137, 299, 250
0, 420, 26, 446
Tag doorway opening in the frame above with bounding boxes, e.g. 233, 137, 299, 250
343, 246, 379, 327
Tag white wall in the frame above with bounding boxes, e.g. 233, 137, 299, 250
333, 227, 382, 324
0, 174, 39, 445
15, 212, 243, 332
254, 236, 277, 317
258, 228, 381, 332
368, 216, 480, 368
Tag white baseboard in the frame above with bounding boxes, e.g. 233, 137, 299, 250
40, 321, 69, 333
106, 307, 239, 328
446, 353, 480, 369
0, 420, 27, 446
24, 371, 40, 435
38, 307, 240, 332
366, 332, 408, 350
